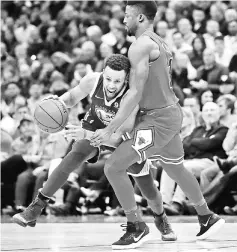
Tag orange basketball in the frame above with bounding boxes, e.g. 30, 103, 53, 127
34, 99, 69, 133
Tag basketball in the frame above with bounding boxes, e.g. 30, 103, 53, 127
34, 99, 69, 133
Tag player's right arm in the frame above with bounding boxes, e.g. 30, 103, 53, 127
46, 72, 100, 108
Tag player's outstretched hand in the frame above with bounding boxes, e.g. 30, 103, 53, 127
64, 124, 86, 141
42, 95, 59, 101
90, 128, 113, 147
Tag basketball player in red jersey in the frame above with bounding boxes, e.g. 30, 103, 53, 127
91, 1, 225, 249
12, 54, 177, 244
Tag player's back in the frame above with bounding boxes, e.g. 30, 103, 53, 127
139, 31, 178, 110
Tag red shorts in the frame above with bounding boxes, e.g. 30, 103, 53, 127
123, 103, 184, 165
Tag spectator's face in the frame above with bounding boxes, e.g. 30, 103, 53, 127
183, 98, 200, 115
202, 102, 220, 125
217, 99, 230, 118
15, 107, 29, 120
165, 8, 176, 22
192, 9, 205, 23
228, 21, 237, 36
193, 37, 204, 51
210, 5, 224, 21
40, 12, 51, 23
100, 43, 113, 58
173, 33, 183, 48
19, 121, 35, 137
4, 29, 14, 41
178, 19, 192, 35
20, 65, 31, 78
75, 63, 87, 78
46, 27, 57, 40
203, 49, 215, 66
103, 66, 127, 100
5, 84, 20, 98
29, 84, 42, 99
215, 39, 224, 52
15, 44, 27, 59
19, 14, 29, 26
30, 28, 40, 41
201, 90, 213, 105
156, 22, 168, 38
124, 6, 138, 36
206, 21, 219, 36
225, 9, 237, 23
5, 17, 14, 27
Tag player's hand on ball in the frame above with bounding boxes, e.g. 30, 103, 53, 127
42, 95, 59, 101
90, 128, 113, 147
64, 124, 86, 141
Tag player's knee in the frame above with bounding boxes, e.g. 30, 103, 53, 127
104, 158, 121, 179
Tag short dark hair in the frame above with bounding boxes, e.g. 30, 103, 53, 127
104, 54, 130, 73
126, 1, 157, 21
214, 35, 224, 42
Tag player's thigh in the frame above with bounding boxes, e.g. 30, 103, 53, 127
150, 133, 184, 165
104, 138, 140, 173
71, 139, 99, 161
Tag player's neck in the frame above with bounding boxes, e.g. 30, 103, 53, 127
135, 25, 154, 39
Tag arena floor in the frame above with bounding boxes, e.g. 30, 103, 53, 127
1, 215, 237, 252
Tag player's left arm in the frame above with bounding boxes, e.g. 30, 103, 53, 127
106, 37, 154, 133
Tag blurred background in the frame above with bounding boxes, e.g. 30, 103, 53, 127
1, 0, 237, 218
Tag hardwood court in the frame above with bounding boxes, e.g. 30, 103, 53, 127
1, 217, 237, 252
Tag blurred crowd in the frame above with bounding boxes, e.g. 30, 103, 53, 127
1, 0, 237, 217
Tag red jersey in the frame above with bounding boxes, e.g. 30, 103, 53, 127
138, 31, 179, 110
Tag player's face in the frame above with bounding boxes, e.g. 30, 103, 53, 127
103, 66, 127, 100
123, 6, 138, 36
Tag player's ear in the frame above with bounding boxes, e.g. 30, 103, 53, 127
138, 14, 144, 22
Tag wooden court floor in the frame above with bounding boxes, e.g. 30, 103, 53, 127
1, 216, 237, 252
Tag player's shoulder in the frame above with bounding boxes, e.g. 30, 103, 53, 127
129, 36, 155, 56
84, 72, 101, 83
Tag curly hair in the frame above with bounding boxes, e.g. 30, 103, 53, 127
104, 54, 130, 73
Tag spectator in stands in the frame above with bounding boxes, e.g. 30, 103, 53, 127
180, 107, 196, 140
188, 35, 206, 70
113, 26, 131, 56
161, 102, 228, 215
14, 13, 37, 44
192, 7, 206, 34
155, 20, 174, 49
165, 8, 177, 29
27, 27, 44, 58
224, 20, 237, 53
27, 83, 44, 116
209, 2, 226, 35
172, 31, 192, 54
1, 83, 26, 117
191, 48, 229, 98
183, 96, 201, 127
214, 36, 234, 67
95, 43, 113, 72
204, 20, 222, 49
199, 89, 214, 109
217, 95, 237, 127
177, 18, 196, 45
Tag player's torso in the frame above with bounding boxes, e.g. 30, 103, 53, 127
82, 74, 128, 132
136, 31, 179, 110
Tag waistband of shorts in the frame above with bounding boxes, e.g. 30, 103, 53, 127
139, 103, 179, 115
